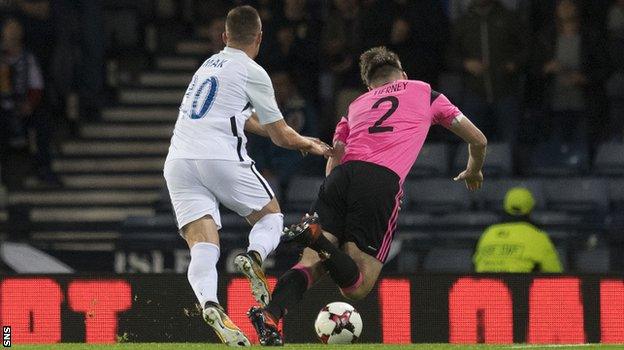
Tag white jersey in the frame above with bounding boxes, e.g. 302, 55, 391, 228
166, 46, 283, 162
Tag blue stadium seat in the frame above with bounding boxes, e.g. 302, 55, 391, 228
478, 178, 545, 211
409, 143, 449, 177
529, 142, 590, 176
404, 179, 472, 213
543, 178, 609, 213
594, 143, 624, 175
285, 176, 324, 211
454, 143, 512, 177
423, 248, 473, 272
574, 248, 610, 273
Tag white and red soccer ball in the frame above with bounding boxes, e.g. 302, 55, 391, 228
314, 302, 363, 344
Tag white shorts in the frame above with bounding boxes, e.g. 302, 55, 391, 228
163, 159, 274, 230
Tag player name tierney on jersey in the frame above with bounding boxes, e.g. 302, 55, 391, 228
372, 81, 409, 95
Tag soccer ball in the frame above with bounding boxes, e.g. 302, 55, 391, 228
314, 302, 362, 344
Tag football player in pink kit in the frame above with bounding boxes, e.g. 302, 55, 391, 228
248, 47, 487, 345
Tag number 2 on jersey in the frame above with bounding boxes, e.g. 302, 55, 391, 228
190, 76, 219, 119
368, 96, 399, 134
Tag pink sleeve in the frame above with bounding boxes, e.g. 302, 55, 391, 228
333, 117, 349, 143
431, 93, 462, 128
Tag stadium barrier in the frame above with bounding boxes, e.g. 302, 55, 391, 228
0, 274, 622, 344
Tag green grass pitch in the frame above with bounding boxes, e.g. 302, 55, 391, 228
10, 344, 624, 350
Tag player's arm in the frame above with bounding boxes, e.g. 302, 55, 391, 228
244, 113, 269, 137
430, 91, 487, 191
325, 116, 349, 176
326, 141, 345, 176
246, 67, 332, 157
449, 116, 487, 191
263, 119, 332, 157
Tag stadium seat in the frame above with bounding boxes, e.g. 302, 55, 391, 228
608, 178, 624, 210
423, 248, 473, 272
557, 247, 569, 271
542, 178, 609, 213
454, 143, 512, 177
285, 176, 324, 211
593, 142, 624, 175
574, 248, 610, 273
478, 178, 545, 211
404, 179, 472, 213
398, 250, 419, 273
528, 141, 590, 176
408, 143, 449, 177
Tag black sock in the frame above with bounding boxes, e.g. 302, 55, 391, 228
265, 269, 308, 321
310, 235, 360, 289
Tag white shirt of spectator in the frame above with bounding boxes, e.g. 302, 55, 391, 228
167, 46, 283, 162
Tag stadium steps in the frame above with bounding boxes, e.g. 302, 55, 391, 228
102, 107, 178, 122
52, 158, 164, 174
155, 56, 199, 71
119, 89, 184, 105
176, 40, 210, 56
61, 141, 168, 157
9, 190, 159, 206
138, 71, 193, 88
81, 123, 173, 139
58, 175, 164, 190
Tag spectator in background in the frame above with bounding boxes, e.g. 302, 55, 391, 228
450, 0, 526, 143
204, 17, 226, 56
363, 0, 449, 86
261, 0, 320, 102
248, 71, 318, 199
322, 0, 364, 122
0, 18, 58, 188
473, 188, 563, 272
607, 0, 624, 141
51, 0, 104, 124
534, 0, 609, 145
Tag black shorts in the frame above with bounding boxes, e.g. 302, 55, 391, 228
310, 161, 402, 263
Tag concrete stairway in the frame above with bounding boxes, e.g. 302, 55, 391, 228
13, 40, 209, 253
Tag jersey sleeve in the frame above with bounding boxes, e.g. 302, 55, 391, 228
430, 91, 462, 128
245, 66, 284, 125
333, 117, 349, 144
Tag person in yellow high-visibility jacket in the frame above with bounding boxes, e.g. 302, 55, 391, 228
474, 187, 563, 272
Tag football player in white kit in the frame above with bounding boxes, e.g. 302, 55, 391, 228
163, 5, 331, 346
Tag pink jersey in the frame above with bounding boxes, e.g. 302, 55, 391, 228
333, 80, 461, 183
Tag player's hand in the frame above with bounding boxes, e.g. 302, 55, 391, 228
302, 137, 333, 158
453, 169, 483, 192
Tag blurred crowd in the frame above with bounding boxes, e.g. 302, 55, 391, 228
1, 0, 623, 190
0, 0, 104, 188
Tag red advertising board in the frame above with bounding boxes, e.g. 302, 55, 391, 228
0, 274, 622, 344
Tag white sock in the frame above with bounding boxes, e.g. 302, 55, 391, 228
187, 242, 220, 307
248, 213, 283, 261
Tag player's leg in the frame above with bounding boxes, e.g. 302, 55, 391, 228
248, 247, 327, 345
338, 242, 384, 300
164, 159, 250, 346
281, 165, 362, 292
207, 161, 282, 306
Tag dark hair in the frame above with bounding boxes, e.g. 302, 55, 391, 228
226, 5, 261, 45
359, 46, 403, 87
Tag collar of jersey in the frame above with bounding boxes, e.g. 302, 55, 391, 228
223, 46, 248, 57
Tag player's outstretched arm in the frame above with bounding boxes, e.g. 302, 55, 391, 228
263, 119, 333, 157
244, 113, 269, 137
449, 115, 487, 191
